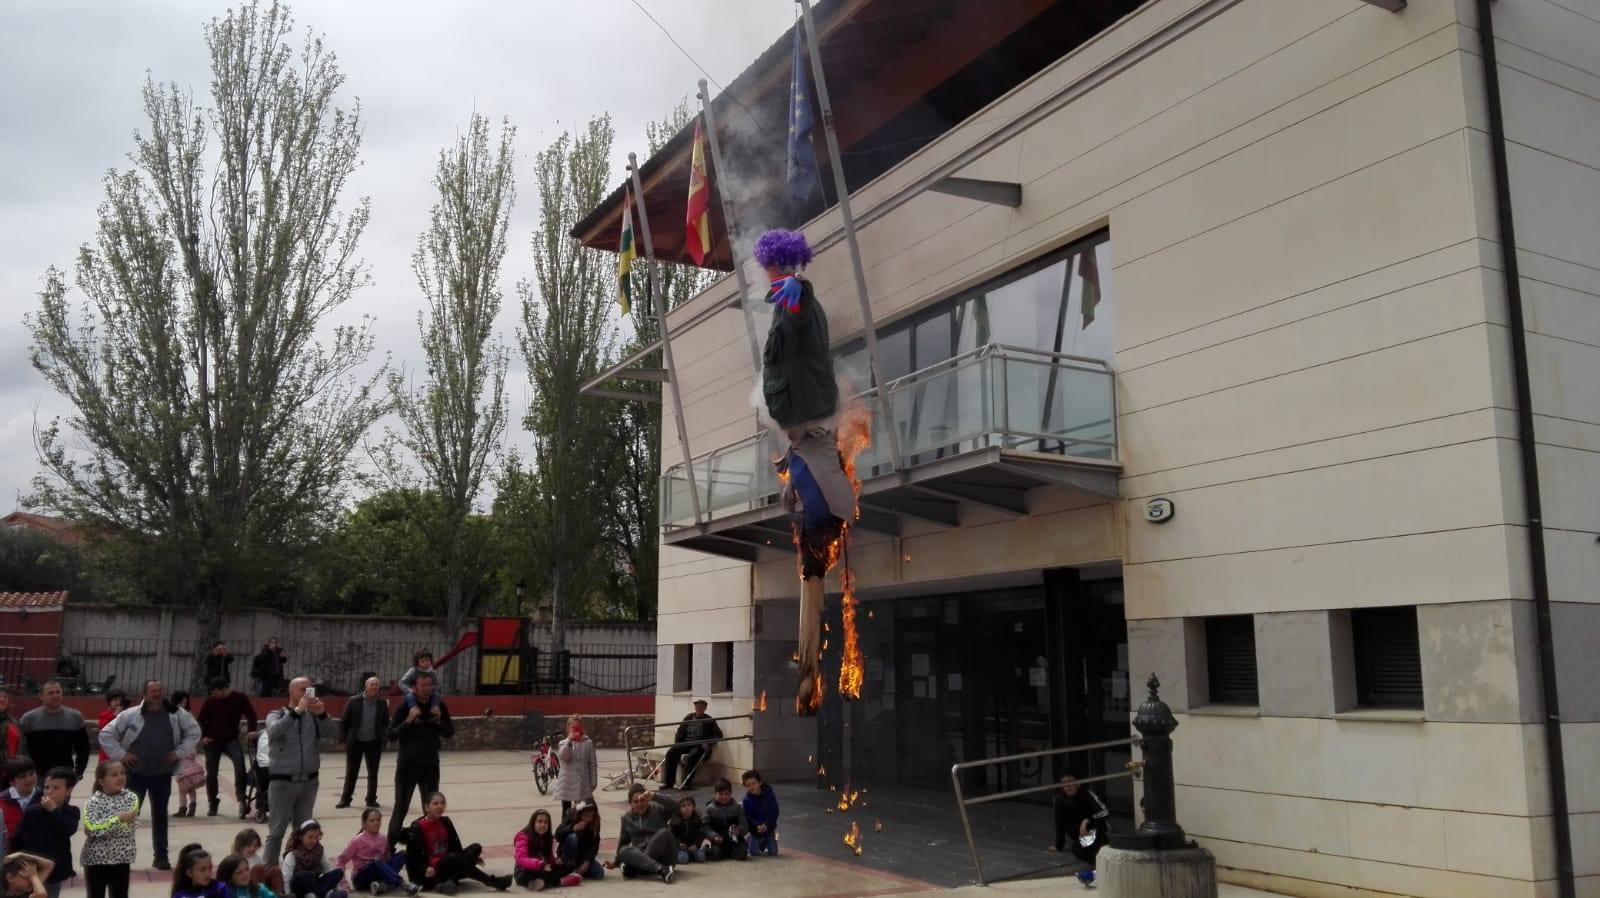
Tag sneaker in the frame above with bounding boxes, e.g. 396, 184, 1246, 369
403, 886, 421, 896
329, 890, 349, 898
207, 802, 219, 817
434, 883, 457, 895
366, 799, 381, 809
153, 858, 172, 872
336, 799, 353, 809
490, 874, 513, 891
658, 866, 675, 885
368, 883, 388, 895
1076, 870, 1096, 889
529, 880, 546, 892
173, 806, 189, 818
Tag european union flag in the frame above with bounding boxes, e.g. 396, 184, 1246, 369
787, 26, 821, 205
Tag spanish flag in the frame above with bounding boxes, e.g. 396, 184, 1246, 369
684, 118, 712, 267
617, 187, 636, 316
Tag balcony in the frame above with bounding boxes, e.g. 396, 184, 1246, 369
660, 344, 1120, 562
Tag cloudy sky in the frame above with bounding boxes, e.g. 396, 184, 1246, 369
0, 0, 793, 511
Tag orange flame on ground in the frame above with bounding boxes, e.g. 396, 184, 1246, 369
844, 820, 863, 856
753, 691, 768, 712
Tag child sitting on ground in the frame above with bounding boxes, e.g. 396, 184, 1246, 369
215, 855, 273, 898
740, 771, 779, 858
13, 768, 78, 898
281, 820, 349, 898
2, 853, 53, 898
552, 803, 602, 882
702, 780, 747, 862
512, 810, 581, 891
400, 792, 512, 894
172, 844, 226, 898
335, 810, 418, 896
669, 796, 706, 864
228, 830, 283, 896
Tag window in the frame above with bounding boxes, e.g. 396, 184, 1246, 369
1204, 616, 1259, 705
672, 644, 694, 693
712, 642, 734, 695
1351, 606, 1423, 709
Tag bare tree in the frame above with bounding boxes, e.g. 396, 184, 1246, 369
26, 1, 383, 672
517, 116, 619, 651
386, 114, 514, 683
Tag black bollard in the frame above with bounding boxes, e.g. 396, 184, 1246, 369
1111, 674, 1188, 850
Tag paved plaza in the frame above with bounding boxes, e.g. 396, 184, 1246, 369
68, 749, 1280, 898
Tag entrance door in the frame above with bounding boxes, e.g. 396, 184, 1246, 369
960, 592, 1054, 798
1048, 572, 1132, 819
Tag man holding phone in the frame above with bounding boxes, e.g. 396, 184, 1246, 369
262, 677, 332, 861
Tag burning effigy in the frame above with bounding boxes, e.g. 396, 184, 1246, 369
753, 228, 867, 716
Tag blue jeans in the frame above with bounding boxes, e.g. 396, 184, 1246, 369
561, 834, 604, 880
352, 854, 407, 891
747, 830, 778, 856
676, 846, 706, 864
127, 771, 173, 860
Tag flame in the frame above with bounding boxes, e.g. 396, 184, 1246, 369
874, 820, 883, 833
839, 567, 864, 699
753, 691, 768, 713
835, 783, 861, 812
817, 765, 826, 777
843, 820, 863, 856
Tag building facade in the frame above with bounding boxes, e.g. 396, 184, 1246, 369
583, 1, 1598, 895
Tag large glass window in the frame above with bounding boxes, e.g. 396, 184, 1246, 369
841, 231, 1114, 465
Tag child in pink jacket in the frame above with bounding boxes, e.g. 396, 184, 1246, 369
512, 811, 581, 891
335, 810, 418, 896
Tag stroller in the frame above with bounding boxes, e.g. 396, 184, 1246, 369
243, 730, 267, 823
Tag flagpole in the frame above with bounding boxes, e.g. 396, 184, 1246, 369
796, 0, 903, 475
629, 155, 704, 530
697, 80, 765, 382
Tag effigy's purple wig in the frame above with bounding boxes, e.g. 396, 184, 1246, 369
753, 229, 813, 270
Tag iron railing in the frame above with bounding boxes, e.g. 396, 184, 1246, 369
951, 736, 1143, 885
617, 714, 755, 790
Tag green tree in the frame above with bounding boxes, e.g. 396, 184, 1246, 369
516, 116, 620, 650
315, 489, 501, 620
25, 1, 383, 666
385, 114, 515, 664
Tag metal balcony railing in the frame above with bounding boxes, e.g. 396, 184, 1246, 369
660, 344, 1115, 528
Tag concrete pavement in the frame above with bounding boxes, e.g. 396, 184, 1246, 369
58, 749, 1285, 898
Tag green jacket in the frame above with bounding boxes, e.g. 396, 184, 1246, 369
762, 279, 838, 429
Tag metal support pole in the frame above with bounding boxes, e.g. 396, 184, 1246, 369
696, 80, 765, 382
797, 0, 904, 473
629, 154, 704, 529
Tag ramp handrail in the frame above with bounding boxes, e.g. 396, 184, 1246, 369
951, 735, 1143, 885
620, 714, 755, 789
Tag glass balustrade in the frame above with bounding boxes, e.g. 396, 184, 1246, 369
661, 345, 1115, 528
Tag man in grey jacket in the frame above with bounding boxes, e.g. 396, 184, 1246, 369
97, 679, 201, 871
261, 676, 332, 861
613, 785, 677, 883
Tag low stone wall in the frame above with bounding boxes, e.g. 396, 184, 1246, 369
449, 714, 652, 750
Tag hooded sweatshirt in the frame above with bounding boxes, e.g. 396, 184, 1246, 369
742, 784, 780, 830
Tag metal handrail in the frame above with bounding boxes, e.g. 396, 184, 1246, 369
951, 735, 1143, 886
661, 344, 1113, 481
620, 714, 755, 789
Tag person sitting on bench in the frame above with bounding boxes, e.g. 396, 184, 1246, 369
661, 700, 720, 791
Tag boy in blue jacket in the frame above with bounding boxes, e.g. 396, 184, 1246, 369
740, 771, 779, 857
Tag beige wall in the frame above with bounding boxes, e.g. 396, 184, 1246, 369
1461, 0, 1600, 892
652, 0, 1593, 894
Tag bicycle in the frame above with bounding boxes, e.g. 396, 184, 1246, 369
530, 735, 561, 796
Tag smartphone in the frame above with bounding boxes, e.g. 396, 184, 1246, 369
305, 687, 316, 700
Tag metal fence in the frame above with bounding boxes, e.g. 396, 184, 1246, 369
55, 637, 654, 697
